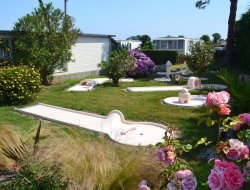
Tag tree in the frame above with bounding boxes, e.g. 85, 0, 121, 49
212, 33, 221, 43
13, 1, 79, 85
200, 34, 210, 43
98, 50, 135, 86
235, 8, 250, 70
127, 34, 153, 50
196, 0, 238, 66
186, 41, 214, 77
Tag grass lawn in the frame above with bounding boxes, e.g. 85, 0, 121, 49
0, 73, 228, 189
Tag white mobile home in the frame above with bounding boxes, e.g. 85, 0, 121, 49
0, 30, 115, 80
154, 36, 199, 55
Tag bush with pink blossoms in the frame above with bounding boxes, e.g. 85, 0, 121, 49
208, 159, 244, 190
128, 50, 155, 77
138, 180, 151, 190
217, 139, 249, 160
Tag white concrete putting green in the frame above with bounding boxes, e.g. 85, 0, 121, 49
127, 84, 227, 92
154, 78, 171, 82
67, 78, 134, 92
16, 103, 167, 146
163, 95, 207, 108
127, 86, 185, 92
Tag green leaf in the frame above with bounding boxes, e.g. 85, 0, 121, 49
182, 144, 193, 152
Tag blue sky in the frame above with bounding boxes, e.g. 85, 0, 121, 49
0, 0, 249, 40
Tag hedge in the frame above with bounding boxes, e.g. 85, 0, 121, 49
0, 66, 41, 105
142, 50, 179, 65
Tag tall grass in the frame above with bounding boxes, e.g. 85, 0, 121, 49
36, 132, 164, 189
0, 125, 20, 170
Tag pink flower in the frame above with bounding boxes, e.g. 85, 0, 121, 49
233, 122, 241, 131
138, 180, 151, 190
239, 113, 250, 126
240, 145, 249, 159
207, 169, 225, 190
206, 91, 230, 107
181, 175, 197, 190
157, 146, 176, 165
175, 170, 193, 180
218, 106, 231, 115
226, 148, 240, 160
223, 167, 244, 190
214, 159, 237, 171
228, 139, 244, 150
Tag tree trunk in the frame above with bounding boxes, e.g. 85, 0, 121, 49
225, 0, 238, 66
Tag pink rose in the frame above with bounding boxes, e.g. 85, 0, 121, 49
138, 180, 151, 190
223, 167, 244, 190
207, 169, 225, 190
239, 113, 250, 125
157, 146, 176, 165
218, 106, 231, 115
181, 176, 197, 190
228, 139, 244, 150
206, 91, 230, 107
175, 170, 193, 180
226, 148, 240, 160
234, 122, 241, 131
240, 145, 249, 159
214, 159, 237, 171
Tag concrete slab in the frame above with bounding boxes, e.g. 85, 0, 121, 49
127, 84, 227, 92
127, 86, 185, 92
163, 95, 207, 108
16, 104, 167, 146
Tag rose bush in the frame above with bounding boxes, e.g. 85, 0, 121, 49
157, 145, 176, 166
208, 160, 244, 190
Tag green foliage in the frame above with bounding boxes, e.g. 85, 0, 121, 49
126, 34, 153, 50
235, 8, 250, 70
98, 50, 135, 86
13, 2, 79, 85
200, 34, 210, 43
0, 66, 41, 105
0, 160, 69, 190
142, 50, 179, 65
186, 42, 214, 76
212, 33, 221, 43
218, 69, 250, 113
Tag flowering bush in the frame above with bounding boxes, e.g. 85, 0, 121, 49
0, 66, 41, 105
128, 50, 155, 77
217, 139, 249, 160
167, 170, 197, 190
208, 159, 244, 190
157, 145, 176, 166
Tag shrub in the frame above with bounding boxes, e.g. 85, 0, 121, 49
186, 42, 214, 77
142, 50, 179, 65
0, 66, 41, 105
128, 50, 155, 77
98, 50, 135, 86
235, 8, 250, 70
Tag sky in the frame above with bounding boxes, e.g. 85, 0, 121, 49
0, 0, 249, 40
